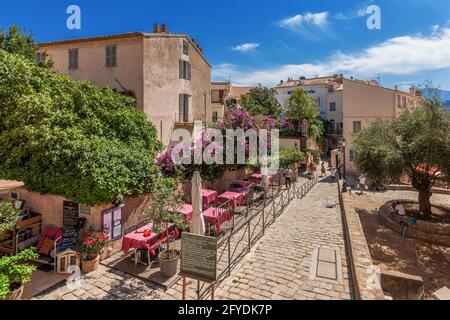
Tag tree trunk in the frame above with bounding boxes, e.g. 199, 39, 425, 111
418, 188, 432, 216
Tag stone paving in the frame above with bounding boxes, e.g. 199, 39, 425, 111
216, 178, 353, 300
35, 177, 354, 300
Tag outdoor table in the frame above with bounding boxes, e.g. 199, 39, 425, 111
249, 174, 273, 185
218, 191, 245, 209
168, 204, 193, 222
202, 189, 218, 208
202, 207, 232, 234
121, 222, 174, 253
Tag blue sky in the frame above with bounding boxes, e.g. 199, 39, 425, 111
1, 0, 450, 90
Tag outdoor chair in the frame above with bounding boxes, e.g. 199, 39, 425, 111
31, 224, 64, 275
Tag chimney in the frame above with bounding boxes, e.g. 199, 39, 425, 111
409, 85, 416, 95
153, 23, 160, 33
161, 23, 168, 33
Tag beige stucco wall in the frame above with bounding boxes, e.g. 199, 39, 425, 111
342, 79, 404, 174
40, 34, 212, 148
40, 36, 144, 110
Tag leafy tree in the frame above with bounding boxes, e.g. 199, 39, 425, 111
0, 49, 162, 206
285, 88, 324, 139
353, 96, 450, 216
0, 25, 52, 68
240, 85, 283, 118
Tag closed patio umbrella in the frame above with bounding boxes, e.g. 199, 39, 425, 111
190, 171, 205, 235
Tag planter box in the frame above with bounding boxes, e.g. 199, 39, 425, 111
15, 214, 42, 230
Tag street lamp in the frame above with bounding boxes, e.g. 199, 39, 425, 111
339, 138, 347, 192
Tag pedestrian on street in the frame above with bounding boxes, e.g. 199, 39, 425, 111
283, 167, 293, 188
330, 167, 337, 183
320, 162, 326, 177
358, 174, 366, 195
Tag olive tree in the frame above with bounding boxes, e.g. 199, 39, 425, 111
353, 96, 450, 216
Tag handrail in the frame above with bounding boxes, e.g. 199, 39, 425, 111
198, 175, 318, 299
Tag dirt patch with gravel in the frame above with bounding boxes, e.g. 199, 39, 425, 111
351, 192, 450, 300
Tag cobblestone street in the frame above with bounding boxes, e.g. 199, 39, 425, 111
216, 179, 353, 300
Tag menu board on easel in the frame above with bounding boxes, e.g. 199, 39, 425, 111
63, 201, 79, 228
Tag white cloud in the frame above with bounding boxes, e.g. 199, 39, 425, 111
213, 26, 450, 87
279, 12, 329, 29
231, 43, 260, 53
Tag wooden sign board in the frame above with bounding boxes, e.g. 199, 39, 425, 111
79, 204, 91, 216
180, 232, 217, 283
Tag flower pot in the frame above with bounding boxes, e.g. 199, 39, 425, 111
81, 255, 100, 273
158, 249, 180, 278
8, 284, 24, 300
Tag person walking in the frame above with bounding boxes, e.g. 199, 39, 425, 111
330, 167, 337, 183
283, 167, 293, 188
320, 162, 326, 177
358, 174, 366, 195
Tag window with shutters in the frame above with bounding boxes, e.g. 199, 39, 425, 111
179, 60, 191, 80
68, 48, 78, 70
353, 121, 362, 133
105, 45, 117, 68
349, 149, 356, 162
179, 94, 190, 122
329, 102, 336, 112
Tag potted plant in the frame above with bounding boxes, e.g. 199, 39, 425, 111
0, 200, 20, 232
76, 228, 110, 273
144, 178, 186, 278
0, 248, 38, 300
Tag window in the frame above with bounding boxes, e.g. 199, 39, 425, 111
105, 45, 117, 68
349, 150, 356, 162
212, 111, 218, 122
401, 96, 407, 107
287, 90, 292, 95
183, 41, 189, 55
102, 205, 123, 241
36, 52, 45, 63
179, 94, 190, 122
179, 60, 191, 80
396, 94, 402, 107
353, 121, 362, 133
68, 48, 78, 70
211, 90, 224, 103
329, 102, 336, 112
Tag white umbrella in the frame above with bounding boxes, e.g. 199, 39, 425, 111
189, 171, 205, 235
261, 157, 269, 193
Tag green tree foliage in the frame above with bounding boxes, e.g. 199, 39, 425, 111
0, 201, 20, 232
0, 49, 162, 206
285, 88, 324, 139
0, 25, 52, 68
240, 85, 283, 118
353, 96, 450, 215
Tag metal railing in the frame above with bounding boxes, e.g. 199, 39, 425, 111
197, 175, 319, 299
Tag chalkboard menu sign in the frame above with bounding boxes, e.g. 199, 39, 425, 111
180, 233, 217, 282
63, 201, 79, 228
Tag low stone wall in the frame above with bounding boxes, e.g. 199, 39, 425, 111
337, 181, 385, 300
387, 184, 450, 195
378, 200, 450, 246
380, 270, 424, 300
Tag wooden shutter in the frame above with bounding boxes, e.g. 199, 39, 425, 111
179, 60, 184, 79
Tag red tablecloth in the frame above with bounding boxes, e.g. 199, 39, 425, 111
202, 189, 218, 208
121, 222, 174, 253
168, 204, 193, 221
250, 174, 273, 184
202, 207, 232, 234
218, 191, 245, 209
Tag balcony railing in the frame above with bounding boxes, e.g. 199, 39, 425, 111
326, 128, 343, 135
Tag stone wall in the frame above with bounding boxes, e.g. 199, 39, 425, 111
337, 180, 385, 300
380, 270, 424, 300
378, 200, 450, 246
